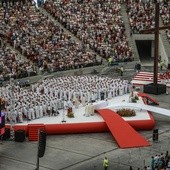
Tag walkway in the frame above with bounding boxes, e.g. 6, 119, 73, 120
97, 109, 150, 148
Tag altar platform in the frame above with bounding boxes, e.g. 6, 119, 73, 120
7, 93, 168, 148
6, 94, 156, 133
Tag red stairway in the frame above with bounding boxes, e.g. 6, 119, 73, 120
138, 92, 159, 105
28, 124, 45, 141
132, 72, 161, 82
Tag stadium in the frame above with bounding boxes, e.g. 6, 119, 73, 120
0, 0, 170, 170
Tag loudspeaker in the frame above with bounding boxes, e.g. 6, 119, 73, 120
14, 130, 25, 142
2, 128, 10, 140
168, 64, 170, 69
38, 130, 46, 158
153, 129, 158, 142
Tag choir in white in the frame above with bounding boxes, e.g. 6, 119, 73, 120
0, 75, 131, 123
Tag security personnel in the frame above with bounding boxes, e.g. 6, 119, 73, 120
160, 60, 165, 71
103, 157, 109, 170
108, 57, 113, 66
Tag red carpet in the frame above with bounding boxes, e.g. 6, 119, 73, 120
138, 92, 159, 105
97, 109, 150, 148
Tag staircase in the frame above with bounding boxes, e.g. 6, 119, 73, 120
159, 16, 170, 63
121, 3, 140, 61
28, 124, 45, 141
138, 92, 159, 105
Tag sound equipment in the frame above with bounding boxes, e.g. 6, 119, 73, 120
168, 63, 170, 69
38, 130, 46, 158
153, 129, 158, 142
144, 83, 166, 95
14, 130, 25, 142
2, 128, 10, 140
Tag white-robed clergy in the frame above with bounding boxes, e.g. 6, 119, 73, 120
119, 85, 124, 96
74, 97, 79, 109
39, 104, 43, 117
107, 89, 112, 99
18, 108, 23, 123
84, 103, 90, 117
42, 102, 47, 116
29, 105, 35, 120
81, 95, 86, 107
67, 100, 74, 110
1, 75, 131, 123
89, 103, 95, 116
35, 105, 40, 118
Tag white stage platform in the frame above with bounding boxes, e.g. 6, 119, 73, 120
14, 94, 154, 125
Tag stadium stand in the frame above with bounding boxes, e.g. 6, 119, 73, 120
0, 1, 101, 74
43, 0, 134, 62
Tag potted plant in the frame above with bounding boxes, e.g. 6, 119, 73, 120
117, 108, 136, 117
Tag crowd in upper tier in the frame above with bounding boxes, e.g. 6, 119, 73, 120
43, 0, 134, 62
0, 43, 36, 82
0, 0, 169, 81
126, 0, 170, 43
0, 0, 101, 76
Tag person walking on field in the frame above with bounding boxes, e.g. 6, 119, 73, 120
103, 157, 109, 170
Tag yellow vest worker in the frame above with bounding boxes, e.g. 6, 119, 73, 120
108, 57, 112, 65
103, 157, 109, 170
160, 60, 164, 71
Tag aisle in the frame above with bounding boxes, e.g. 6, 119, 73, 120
97, 109, 150, 148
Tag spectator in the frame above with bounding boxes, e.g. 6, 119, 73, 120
0, 1, 101, 74
151, 156, 155, 170
44, 0, 134, 62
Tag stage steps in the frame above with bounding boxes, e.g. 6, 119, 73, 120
28, 124, 45, 141
138, 92, 159, 105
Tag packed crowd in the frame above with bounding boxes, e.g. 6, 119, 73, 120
126, 0, 156, 34
44, 0, 134, 62
1, 75, 130, 123
166, 30, 170, 43
159, 0, 170, 26
0, 1, 100, 73
126, 0, 170, 43
0, 0, 169, 81
0, 44, 36, 82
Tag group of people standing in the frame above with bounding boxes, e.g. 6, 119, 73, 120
44, 0, 134, 62
0, 75, 130, 124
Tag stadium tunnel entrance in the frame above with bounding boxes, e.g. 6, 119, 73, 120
136, 40, 154, 65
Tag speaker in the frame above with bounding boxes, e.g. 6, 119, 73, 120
38, 130, 46, 158
168, 64, 170, 69
153, 129, 158, 142
14, 130, 25, 142
2, 128, 10, 140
